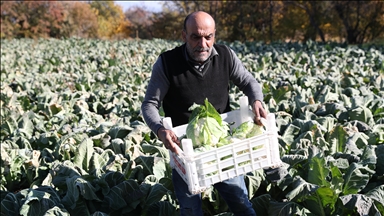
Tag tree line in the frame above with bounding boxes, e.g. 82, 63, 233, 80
1, 1, 383, 44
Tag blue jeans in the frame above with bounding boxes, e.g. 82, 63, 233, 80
172, 169, 256, 216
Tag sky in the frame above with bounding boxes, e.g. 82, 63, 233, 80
114, 1, 163, 12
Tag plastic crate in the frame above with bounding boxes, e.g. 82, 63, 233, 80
163, 96, 282, 194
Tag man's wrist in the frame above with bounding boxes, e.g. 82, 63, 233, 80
252, 99, 262, 107
156, 126, 166, 137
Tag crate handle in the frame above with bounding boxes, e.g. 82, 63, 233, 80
163, 117, 184, 155
239, 96, 249, 123
181, 139, 194, 157
163, 117, 173, 130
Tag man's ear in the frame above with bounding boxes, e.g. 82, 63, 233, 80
182, 30, 187, 42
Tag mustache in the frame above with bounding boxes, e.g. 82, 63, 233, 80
194, 47, 210, 52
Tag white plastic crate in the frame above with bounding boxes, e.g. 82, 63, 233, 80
163, 96, 282, 194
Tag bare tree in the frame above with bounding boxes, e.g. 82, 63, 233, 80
125, 7, 153, 39
333, 0, 384, 44
286, 1, 326, 42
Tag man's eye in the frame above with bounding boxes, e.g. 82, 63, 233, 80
191, 35, 213, 40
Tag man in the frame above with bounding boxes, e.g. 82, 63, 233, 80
141, 11, 266, 216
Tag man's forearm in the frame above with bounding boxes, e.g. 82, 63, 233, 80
141, 57, 169, 136
229, 49, 264, 104
141, 100, 164, 136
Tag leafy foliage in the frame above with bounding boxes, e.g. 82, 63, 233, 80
1, 1, 383, 43
0, 38, 383, 215
0, 1, 130, 39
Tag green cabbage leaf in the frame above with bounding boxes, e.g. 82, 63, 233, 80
232, 121, 264, 139
186, 99, 229, 148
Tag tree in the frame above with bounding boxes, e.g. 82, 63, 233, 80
1, 0, 382, 43
125, 7, 153, 39
332, 1, 384, 44
190, 1, 284, 42
285, 1, 327, 42
150, 1, 285, 43
89, 1, 130, 39
0, 1, 66, 39
149, 1, 185, 41
45, 1, 67, 38
62, 1, 98, 38
274, 2, 306, 42
151, 10, 184, 41
1, 1, 18, 38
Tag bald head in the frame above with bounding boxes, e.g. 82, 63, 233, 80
183, 11, 216, 33
182, 11, 216, 63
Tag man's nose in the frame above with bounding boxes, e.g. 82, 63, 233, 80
197, 37, 207, 48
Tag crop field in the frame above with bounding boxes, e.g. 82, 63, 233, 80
1, 38, 383, 216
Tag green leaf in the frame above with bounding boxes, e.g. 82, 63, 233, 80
134, 156, 168, 180
315, 116, 336, 133
360, 145, 377, 168
102, 171, 125, 188
328, 125, 348, 154
91, 212, 109, 216
1, 191, 21, 216
141, 143, 169, 159
44, 206, 70, 216
90, 132, 110, 147
66, 196, 90, 216
273, 85, 293, 104
281, 154, 307, 167
314, 186, 338, 215
204, 98, 222, 125
342, 163, 372, 195
104, 180, 146, 212
62, 176, 101, 208
365, 185, 384, 214
268, 200, 314, 216
19, 196, 42, 216
251, 194, 271, 216
307, 155, 329, 187
286, 177, 319, 202
244, 170, 264, 199
339, 194, 380, 215
368, 124, 384, 145
375, 145, 384, 176
143, 183, 169, 207
61, 177, 80, 209
144, 201, 178, 216
281, 124, 301, 146
110, 138, 125, 155
348, 106, 375, 126
329, 162, 344, 196
17, 111, 35, 139
51, 161, 82, 188
89, 149, 111, 177
36, 131, 61, 149
315, 85, 339, 103
18, 187, 64, 216
73, 138, 94, 171
109, 125, 132, 139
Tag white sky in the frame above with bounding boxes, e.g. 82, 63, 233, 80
114, 1, 163, 12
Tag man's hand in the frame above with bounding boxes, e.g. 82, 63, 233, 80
157, 127, 181, 154
252, 100, 267, 126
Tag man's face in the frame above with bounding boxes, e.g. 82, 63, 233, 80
182, 15, 215, 63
